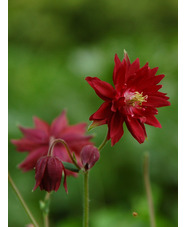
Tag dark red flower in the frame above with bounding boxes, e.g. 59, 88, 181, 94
33, 156, 67, 193
86, 51, 170, 146
80, 145, 100, 170
11, 110, 93, 175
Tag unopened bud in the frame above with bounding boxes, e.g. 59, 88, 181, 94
80, 145, 100, 170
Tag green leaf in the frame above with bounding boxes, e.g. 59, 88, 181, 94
62, 162, 80, 173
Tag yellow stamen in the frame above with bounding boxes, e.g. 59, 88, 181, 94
127, 91, 148, 106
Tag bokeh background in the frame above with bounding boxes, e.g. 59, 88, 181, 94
8, 0, 177, 226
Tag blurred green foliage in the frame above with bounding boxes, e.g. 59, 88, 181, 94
9, 0, 177, 226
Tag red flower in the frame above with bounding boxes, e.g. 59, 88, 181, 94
80, 145, 100, 170
33, 156, 67, 193
11, 110, 93, 175
86, 51, 170, 146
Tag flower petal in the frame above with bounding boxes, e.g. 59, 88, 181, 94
143, 96, 171, 107
86, 77, 115, 101
50, 111, 68, 137
33, 117, 50, 134
33, 156, 48, 191
90, 102, 112, 120
11, 138, 39, 152
108, 112, 124, 146
63, 123, 87, 134
19, 126, 48, 143
47, 157, 63, 192
19, 146, 48, 171
125, 116, 146, 144
145, 115, 162, 128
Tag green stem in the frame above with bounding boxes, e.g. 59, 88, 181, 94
8, 173, 39, 227
98, 134, 108, 151
83, 171, 89, 227
144, 153, 156, 227
48, 138, 81, 170
43, 192, 50, 227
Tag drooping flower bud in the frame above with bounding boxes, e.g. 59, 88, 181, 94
80, 145, 100, 170
33, 156, 67, 193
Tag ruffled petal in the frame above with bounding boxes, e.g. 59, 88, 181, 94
50, 111, 68, 137
90, 102, 112, 120
108, 112, 124, 146
63, 134, 93, 154
11, 138, 39, 152
63, 123, 87, 134
19, 126, 48, 143
33, 156, 48, 191
86, 77, 115, 101
19, 146, 48, 171
143, 96, 171, 107
113, 54, 126, 86
145, 115, 162, 128
125, 116, 146, 144
33, 117, 50, 134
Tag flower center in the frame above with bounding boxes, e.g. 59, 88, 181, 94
124, 91, 148, 107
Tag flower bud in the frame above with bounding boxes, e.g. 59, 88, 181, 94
80, 145, 100, 170
33, 156, 67, 193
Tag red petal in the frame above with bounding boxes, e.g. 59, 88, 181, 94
145, 115, 162, 128
50, 111, 68, 137
19, 126, 48, 143
53, 146, 71, 163
90, 102, 112, 120
113, 54, 122, 85
33, 156, 48, 191
143, 85, 163, 93
33, 117, 50, 134
148, 67, 159, 77
63, 123, 87, 134
108, 112, 124, 146
11, 138, 39, 152
47, 157, 63, 192
63, 134, 93, 154
19, 146, 48, 171
143, 96, 171, 107
137, 74, 165, 91
127, 58, 140, 76
86, 77, 115, 101
125, 116, 146, 144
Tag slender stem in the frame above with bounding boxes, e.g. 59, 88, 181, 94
43, 192, 50, 227
83, 171, 89, 227
144, 152, 156, 227
8, 173, 39, 227
98, 134, 108, 151
48, 138, 81, 170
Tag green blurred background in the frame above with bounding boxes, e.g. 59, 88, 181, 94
8, 0, 177, 226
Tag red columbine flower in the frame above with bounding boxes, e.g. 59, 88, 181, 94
86, 51, 170, 146
33, 156, 67, 193
80, 145, 100, 170
11, 110, 93, 175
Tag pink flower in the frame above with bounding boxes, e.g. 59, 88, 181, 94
80, 145, 100, 170
86, 51, 170, 146
11, 110, 93, 176
33, 156, 67, 193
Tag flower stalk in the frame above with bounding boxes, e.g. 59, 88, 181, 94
83, 171, 89, 227
8, 172, 39, 227
144, 152, 156, 227
43, 192, 50, 227
48, 138, 81, 170
98, 134, 108, 151
82, 136, 107, 227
